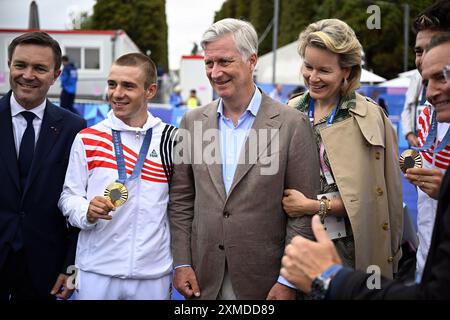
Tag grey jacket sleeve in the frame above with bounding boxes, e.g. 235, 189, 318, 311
284, 110, 321, 243
168, 115, 196, 266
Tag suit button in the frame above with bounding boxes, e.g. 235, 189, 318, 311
218, 245, 224, 250
224, 211, 230, 218
382, 222, 389, 231
375, 151, 381, 159
387, 256, 393, 263
376, 187, 384, 196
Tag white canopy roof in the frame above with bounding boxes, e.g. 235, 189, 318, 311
361, 69, 386, 83
255, 41, 386, 85
378, 77, 411, 88
379, 69, 419, 88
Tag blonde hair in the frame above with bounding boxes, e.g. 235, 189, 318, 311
298, 19, 362, 96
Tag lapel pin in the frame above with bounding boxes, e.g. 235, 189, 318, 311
50, 126, 59, 134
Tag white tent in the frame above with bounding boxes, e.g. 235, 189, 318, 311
361, 69, 386, 83
399, 69, 419, 78
379, 69, 418, 88
256, 42, 302, 85
255, 41, 386, 85
378, 77, 410, 88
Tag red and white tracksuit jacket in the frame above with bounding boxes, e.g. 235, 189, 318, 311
415, 104, 450, 281
58, 111, 177, 279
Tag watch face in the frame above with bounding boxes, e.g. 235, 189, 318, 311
309, 278, 327, 300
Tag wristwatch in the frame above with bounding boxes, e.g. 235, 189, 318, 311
317, 198, 330, 222
309, 264, 343, 300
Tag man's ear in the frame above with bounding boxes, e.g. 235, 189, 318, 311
249, 53, 257, 71
52, 69, 62, 84
145, 83, 158, 100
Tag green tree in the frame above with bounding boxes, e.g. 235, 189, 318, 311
89, 0, 168, 72
214, 0, 273, 55
215, 0, 236, 21
313, 0, 435, 78
279, 0, 318, 47
214, 0, 435, 79
70, 11, 93, 30
249, 0, 273, 54
235, 0, 251, 19
311, 0, 405, 78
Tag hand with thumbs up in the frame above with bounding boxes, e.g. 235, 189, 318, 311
280, 215, 342, 293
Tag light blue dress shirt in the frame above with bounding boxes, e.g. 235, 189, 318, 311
217, 87, 261, 194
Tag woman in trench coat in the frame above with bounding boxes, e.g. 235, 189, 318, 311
283, 19, 403, 278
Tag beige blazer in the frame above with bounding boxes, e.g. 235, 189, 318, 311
169, 92, 320, 299
290, 93, 404, 278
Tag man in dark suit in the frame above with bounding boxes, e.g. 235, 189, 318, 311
280, 33, 450, 299
0, 32, 86, 300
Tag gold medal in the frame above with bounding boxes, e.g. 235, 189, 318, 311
104, 182, 128, 207
399, 149, 422, 174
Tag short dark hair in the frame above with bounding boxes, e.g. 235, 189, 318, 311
413, 0, 450, 34
62, 55, 69, 62
114, 53, 157, 88
8, 32, 62, 70
427, 32, 450, 51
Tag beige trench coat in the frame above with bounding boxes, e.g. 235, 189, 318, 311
290, 93, 403, 278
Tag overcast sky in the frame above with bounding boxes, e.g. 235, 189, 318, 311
0, 0, 225, 70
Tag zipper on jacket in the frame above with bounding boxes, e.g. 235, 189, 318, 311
128, 134, 143, 276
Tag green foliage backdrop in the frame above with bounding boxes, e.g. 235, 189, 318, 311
85, 0, 168, 72
214, 0, 435, 79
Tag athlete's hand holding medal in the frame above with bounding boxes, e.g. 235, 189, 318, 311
87, 196, 116, 223
400, 111, 448, 200
86, 182, 128, 224
86, 128, 152, 224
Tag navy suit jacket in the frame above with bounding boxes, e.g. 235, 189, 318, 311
329, 167, 450, 299
0, 91, 86, 297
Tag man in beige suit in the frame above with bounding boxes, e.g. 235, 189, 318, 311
169, 18, 320, 300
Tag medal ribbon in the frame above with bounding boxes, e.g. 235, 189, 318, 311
308, 97, 337, 185
413, 110, 450, 153
307, 98, 338, 128
319, 142, 335, 185
112, 129, 153, 184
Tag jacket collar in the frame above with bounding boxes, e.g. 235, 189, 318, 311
0, 91, 20, 190
107, 110, 161, 131
0, 91, 66, 195
24, 99, 64, 196
295, 90, 368, 118
200, 90, 282, 202
10, 93, 46, 119
217, 85, 262, 118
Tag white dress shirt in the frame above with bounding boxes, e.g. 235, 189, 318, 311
10, 94, 46, 158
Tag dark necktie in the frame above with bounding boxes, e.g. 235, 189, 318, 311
18, 111, 36, 191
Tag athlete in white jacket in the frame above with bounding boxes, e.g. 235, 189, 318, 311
58, 53, 177, 299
